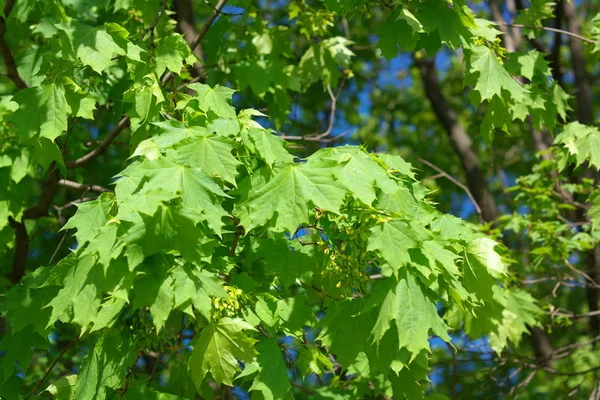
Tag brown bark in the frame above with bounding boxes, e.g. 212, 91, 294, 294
563, 1, 593, 125
9, 169, 60, 283
415, 58, 498, 223
415, 55, 556, 363
488, 0, 517, 52
563, 0, 600, 336
0, 0, 28, 89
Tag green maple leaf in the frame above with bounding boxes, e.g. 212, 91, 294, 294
90, 297, 126, 332
465, 238, 506, 276
463, 240, 499, 302
468, 45, 527, 103
370, 272, 450, 357
56, 22, 143, 73
241, 127, 294, 166
252, 235, 320, 287
367, 220, 420, 272
591, 14, 600, 53
504, 50, 551, 81
378, 8, 422, 59
207, 117, 241, 137
299, 37, 354, 87
155, 33, 197, 75
481, 95, 512, 145
122, 205, 220, 265
296, 347, 333, 378
250, 339, 291, 400
311, 146, 399, 206
0, 326, 48, 382
554, 122, 600, 170
488, 288, 541, 353
514, 0, 555, 28
43, 375, 77, 399
132, 120, 208, 160
149, 121, 207, 148
189, 318, 257, 386
188, 83, 237, 119
62, 193, 116, 247
420, 240, 460, 276
171, 264, 227, 319
124, 73, 165, 126
170, 135, 241, 186
74, 330, 138, 400
1, 284, 57, 335
317, 299, 374, 367
237, 162, 347, 233
390, 367, 424, 400
416, 0, 474, 48
10, 84, 69, 141
235, 59, 271, 97
63, 79, 97, 120
46, 254, 98, 328
588, 189, 600, 230
116, 158, 228, 233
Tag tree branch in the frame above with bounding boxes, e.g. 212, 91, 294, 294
8, 169, 61, 283
0, 0, 28, 90
419, 158, 484, 224
492, 22, 595, 45
414, 55, 558, 365
65, 116, 130, 168
137, 0, 169, 43
59, 179, 111, 193
488, 0, 517, 52
162, 0, 229, 84
25, 335, 79, 399
414, 56, 498, 223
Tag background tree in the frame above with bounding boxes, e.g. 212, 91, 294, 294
0, 0, 599, 399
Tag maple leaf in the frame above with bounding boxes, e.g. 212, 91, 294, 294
250, 339, 291, 400
369, 272, 451, 357
188, 83, 237, 119
468, 45, 527, 103
10, 84, 69, 141
554, 122, 600, 170
189, 318, 257, 386
237, 162, 347, 233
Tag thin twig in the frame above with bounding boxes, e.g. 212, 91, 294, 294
492, 22, 595, 44
48, 231, 68, 265
280, 129, 351, 143
446, 342, 457, 399
418, 158, 484, 224
54, 197, 97, 211
65, 116, 130, 168
549, 310, 600, 320
137, 0, 169, 44
552, 335, 600, 359
59, 179, 111, 193
161, 0, 229, 84
281, 81, 345, 142
291, 382, 316, 395
230, 225, 242, 257
120, 350, 145, 397
202, 0, 241, 16
564, 259, 600, 288
25, 335, 79, 399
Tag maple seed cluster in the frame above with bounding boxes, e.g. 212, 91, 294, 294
211, 286, 244, 319
473, 36, 508, 63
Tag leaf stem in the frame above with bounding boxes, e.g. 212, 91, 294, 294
492, 22, 595, 45
26, 335, 79, 399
